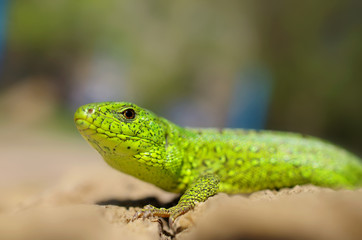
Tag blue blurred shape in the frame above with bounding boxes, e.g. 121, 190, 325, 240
0, 0, 8, 76
227, 66, 273, 129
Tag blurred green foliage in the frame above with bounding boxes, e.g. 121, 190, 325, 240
258, 1, 362, 149
6, 1, 256, 103
2, 0, 362, 152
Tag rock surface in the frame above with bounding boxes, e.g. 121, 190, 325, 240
1, 127, 361, 240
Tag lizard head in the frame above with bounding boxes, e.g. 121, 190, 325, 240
74, 102, 170, 174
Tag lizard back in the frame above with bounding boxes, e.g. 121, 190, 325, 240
176, 128, 362, 193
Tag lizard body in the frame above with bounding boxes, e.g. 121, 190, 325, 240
74, 102, 362, 222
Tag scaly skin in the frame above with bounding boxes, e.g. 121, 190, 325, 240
74, 102, 362, 223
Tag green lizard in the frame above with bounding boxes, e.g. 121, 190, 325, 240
74, 102, 362, 223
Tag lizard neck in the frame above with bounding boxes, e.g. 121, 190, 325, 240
100, 117, 188, 193
79, 116, 184, 193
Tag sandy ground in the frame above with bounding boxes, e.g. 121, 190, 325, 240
1, 126, 362, 240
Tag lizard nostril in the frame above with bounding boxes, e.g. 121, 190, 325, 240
87, 108, 95, 114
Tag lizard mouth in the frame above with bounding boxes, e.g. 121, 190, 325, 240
74, 118, 92, 131
75, 115, 157, 145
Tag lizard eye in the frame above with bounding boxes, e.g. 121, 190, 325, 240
122, 108, 136, 119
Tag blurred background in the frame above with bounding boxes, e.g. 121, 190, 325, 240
0, 1, 361, 190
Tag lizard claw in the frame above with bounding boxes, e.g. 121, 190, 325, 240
168, 215, 176, 229
131, 210, 142, 221
131, 204, 192, 232
132, 204, 167, 221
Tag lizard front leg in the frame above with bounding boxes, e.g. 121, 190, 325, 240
133, 174, 220, 224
